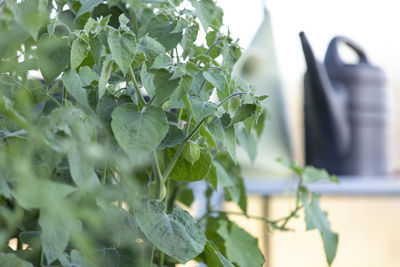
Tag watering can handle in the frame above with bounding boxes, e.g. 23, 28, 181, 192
299, 32, 351, 155
325, 36, 369, 66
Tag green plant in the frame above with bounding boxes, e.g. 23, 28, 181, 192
0, 0, 338, 266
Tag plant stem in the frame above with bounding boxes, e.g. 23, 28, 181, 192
153, 150, 165, 200
159, 251, 165, 267
177, 108, 183, 127
207, 210, 277, 224
218, 92, 246, 107
0, 96, 31, 131
175, 47, 180, 63
280, 177, 304, 230
62, 86, 67, 105
39, 248, 44, 267
162, 114, 199, 181
101, 164, 107, 186
150, 246, 155, 267
206, 39, 224, 55
196, 78, 206, 97
184, 113, 191, 137
46, 93, 62, 107
129, 66, 146, 107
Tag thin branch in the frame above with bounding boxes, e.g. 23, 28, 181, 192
196, 78, 206, 97
129, 66, 146, 107
206, 39, 224, 55
162, 114, 203, 181
218, 92, 246, 107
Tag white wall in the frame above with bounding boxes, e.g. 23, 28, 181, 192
218, 0, 400, 171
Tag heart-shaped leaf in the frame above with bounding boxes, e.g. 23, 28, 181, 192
111, 104, 168, 162
135, 200, 206, 263
108, 30, 137, 75
38, 34, 70, 85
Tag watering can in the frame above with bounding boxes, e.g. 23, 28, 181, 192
300, 32, 389, 175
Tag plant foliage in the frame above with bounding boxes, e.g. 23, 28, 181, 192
0, 0, 338, 266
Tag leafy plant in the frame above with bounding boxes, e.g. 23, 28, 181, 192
0, 0, 338, 266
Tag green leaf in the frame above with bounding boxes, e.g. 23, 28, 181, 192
139, 35, 166, 60
0, 252, 33, 267
68, 148, 100, 189
168, 75, 193, 108
169, 146, 212, 182
176, 186, 195, 207
214, 162, 234, 187
132, 50, 147, 69
182, 22, 199, 58
62, 70, 89, 107
0, 173, 11, 199
97, 94, 118, 134
151, 54, 173, 69
236, 126, 257, 163
224, 126, 236, 161
188, 97, 218, 123
214, 159, 246, 213
77, 0, 103, 17
159, 124, 184, 149
217, 221, 264, 267
206, 31, 218, 47
278, 158, 303, 176
303, 167, 339, 184
147, 14, 183, 50
205, 164, 218, 190
38, 34, 70, 85
231, 104, 256, 125
302, 193, 338, 266
111, 105, 169, 162
39, 211, 78, 264
79, 66, 99, 86
119, 14, 130, 27
207, 117, 225, 143
202, 241, 235, 267
99, 56, 114, 99
135, 200, 207, 263
108, 30, 137, 75
171, 18, 188, 33
13, 179, 75, 210
71, 37, 89, 69
70, 250, 87, 267
203, 69, 226, 92
140, 64, 156, 98
190, 0, 223, 31
222, 41, 241, 72
153, 69, 179, 106
8, 0, 48, 41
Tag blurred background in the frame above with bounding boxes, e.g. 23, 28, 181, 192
215, 0, 400, 266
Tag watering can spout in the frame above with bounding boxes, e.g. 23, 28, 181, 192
300, 32, 351, 155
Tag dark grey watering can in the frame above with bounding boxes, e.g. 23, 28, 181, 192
300, 32, 389, 175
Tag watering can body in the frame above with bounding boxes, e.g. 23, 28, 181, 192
301, 32, 389, 175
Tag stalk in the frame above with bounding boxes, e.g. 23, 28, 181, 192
129, 66, 146, 108
218, 92, 246, 107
